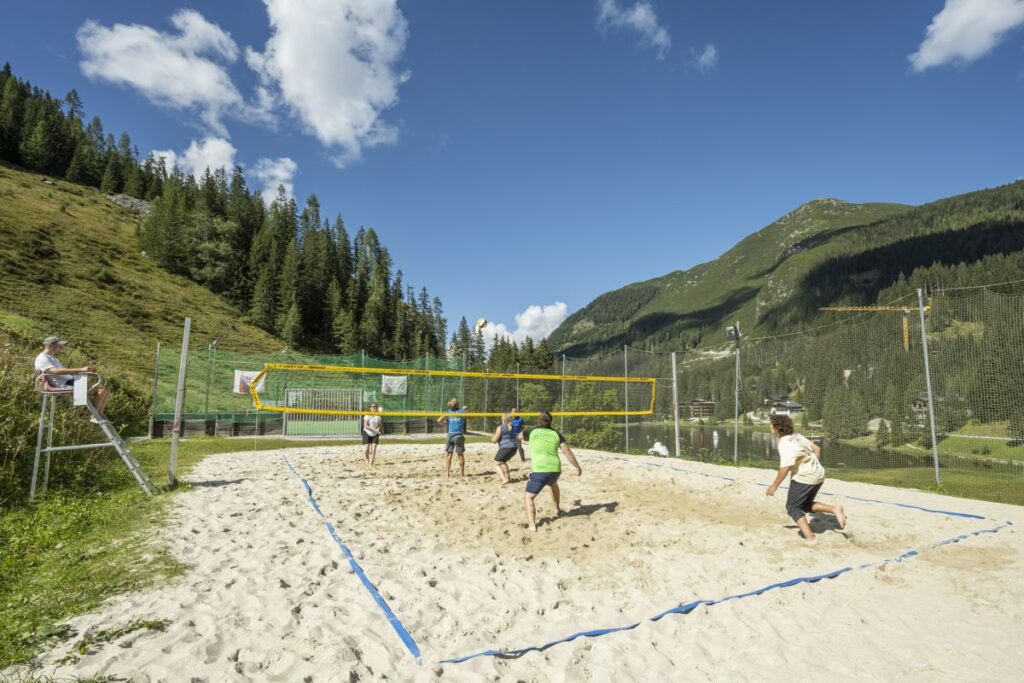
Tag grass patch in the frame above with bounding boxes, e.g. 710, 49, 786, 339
59, 618, 170, 664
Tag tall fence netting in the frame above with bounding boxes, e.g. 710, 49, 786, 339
152, 285, 1023, 504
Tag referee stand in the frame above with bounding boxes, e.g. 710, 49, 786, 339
31, 372, 157, 502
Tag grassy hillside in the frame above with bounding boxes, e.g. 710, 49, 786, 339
0, 163, 288, 507
549, 199, 911, 354
0, 162, 285, 379
550, 179, 1024, 355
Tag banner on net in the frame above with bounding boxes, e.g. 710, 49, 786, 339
233, 370, 266, 395
382, 375, 408, 396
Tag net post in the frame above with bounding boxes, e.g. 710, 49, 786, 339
149, 340, 160, 439
624, 346, 629, 454
917, 288, 942, 487
671, 351, 680, 458
560, 355, 566, 431
734, 323, 740, 463
170, 317, 192, 488
203, 341, 217, 419
516, 362, 520, 411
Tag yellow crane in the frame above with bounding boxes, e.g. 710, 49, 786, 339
818, 305, 930, 351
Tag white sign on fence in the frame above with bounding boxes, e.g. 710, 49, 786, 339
382, 375, 408, 396
233, 370, 265, 395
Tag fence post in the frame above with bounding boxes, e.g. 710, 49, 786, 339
149, 341, 161, 439
169, 317, 192, 488
203, 342, 213, 417
917, 288, 942, 487
624, 346, 630, 454
671, 351, 680, 458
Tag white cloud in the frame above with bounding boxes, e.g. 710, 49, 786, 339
246, 0, 410, 167
910, 0, 1024, 71
251, 157, 299, 201
149, 148, 178, 172
77, 10, 245, 135
150, 137, 237, 178
597, 0, 671, 59
480, 302, 570, 347
694, 43, 718, 71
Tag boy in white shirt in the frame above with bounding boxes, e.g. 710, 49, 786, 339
765, 414, 846, 544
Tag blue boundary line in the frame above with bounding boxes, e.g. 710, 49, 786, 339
281, 454, 422, 664
439, 454, 1014, 664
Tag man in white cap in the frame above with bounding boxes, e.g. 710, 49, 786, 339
34, 336, 111, 421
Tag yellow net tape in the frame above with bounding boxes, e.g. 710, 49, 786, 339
249, 363, 657, 418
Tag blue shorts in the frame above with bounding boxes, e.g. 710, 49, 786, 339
525, 471, 560, 495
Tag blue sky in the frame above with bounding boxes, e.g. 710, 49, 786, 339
2, 1, 1023, 343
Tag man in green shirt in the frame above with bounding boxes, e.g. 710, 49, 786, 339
519, 411, 582, 532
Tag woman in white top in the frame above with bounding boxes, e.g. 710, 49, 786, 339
362, 403, 382, 467
765, 414, 846, 544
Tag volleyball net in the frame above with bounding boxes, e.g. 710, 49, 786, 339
248, 363, 657, 419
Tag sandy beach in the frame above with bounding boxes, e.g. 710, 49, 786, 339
10, 443, 1024, 681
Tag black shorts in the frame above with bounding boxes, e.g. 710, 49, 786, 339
525, 471, 560, 495
494, 447, 517, 463
786, 481, 823, 521
445, 433, 466, 454
362, 432, 379, 445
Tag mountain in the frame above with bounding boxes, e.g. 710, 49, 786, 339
548, 180, 1024, 355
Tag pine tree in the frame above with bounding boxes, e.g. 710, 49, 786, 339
360, 250, 391, 356
281, 302, 303, 348
123, 163, 145, 198
335, 216, 352, 301
277, 240, 301, 338
63, 89, 84, 119
333, 309, 359, 354
20, 115, 59, 174
250, 263, 279, 332
99, 153, 123, 193
65, 141, 95, 184
532, 339, 555, 370
0, 76, 26, 161
431, 296, 447, 354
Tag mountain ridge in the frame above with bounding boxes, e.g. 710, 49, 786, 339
549, 179, 1024, 355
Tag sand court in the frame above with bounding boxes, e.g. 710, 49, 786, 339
16, 444, 1024, 682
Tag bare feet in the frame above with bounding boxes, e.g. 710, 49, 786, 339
834, 502, 847, 530
527, 524, 537, 532
805, 536, 818, 546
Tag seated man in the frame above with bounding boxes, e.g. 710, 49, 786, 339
34, 335, 111, 421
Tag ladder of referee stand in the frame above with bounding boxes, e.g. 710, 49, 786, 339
31, 375, 157, 502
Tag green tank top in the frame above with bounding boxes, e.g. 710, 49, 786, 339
526, 427, 564, 473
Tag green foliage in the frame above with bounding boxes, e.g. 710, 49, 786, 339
561, 384, 620, 450
517, 382, 552, 412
